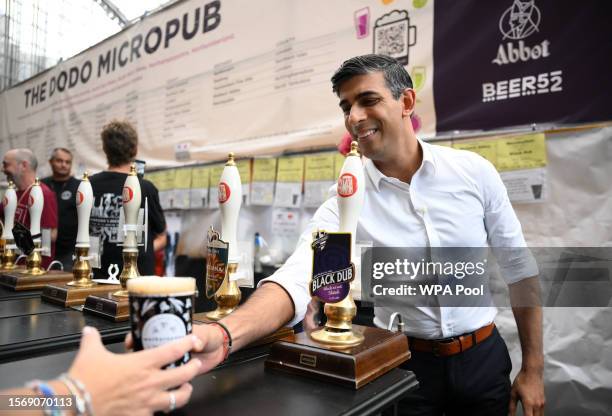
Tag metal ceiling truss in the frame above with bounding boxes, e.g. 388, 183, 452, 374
91, 0, 128, 27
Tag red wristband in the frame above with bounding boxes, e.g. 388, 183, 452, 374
208, 322, 231, 362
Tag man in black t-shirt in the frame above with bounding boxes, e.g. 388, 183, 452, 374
42, 148, 80, 270
90, 120, 166, 279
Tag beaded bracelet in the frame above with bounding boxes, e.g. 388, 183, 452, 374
24, 380, 60, 416
58, 374, 86, 416
61, 374, 94, 416
208, 322, 233, 361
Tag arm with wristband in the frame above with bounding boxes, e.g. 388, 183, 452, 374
190, 282, 295, 374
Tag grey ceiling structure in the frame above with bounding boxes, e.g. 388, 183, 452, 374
92, 0, 129, 27
0, 0, 177, 91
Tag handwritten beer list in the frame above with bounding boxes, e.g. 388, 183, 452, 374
212, 34, 336, 108
1, 29, 338, 168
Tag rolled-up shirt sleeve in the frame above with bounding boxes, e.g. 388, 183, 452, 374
480, 158, 539, 284
259, 197, 340, 326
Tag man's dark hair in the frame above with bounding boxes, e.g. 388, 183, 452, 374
100, 120, 138, 167
331, 54, 413, 99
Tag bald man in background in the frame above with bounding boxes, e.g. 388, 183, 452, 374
1, 148, 58, 268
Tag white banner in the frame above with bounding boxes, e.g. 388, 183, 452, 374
0, 0, 435, 173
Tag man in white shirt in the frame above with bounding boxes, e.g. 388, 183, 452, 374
192, 55, 544, 416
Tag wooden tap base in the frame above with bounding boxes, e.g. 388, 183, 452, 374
0, 265, 25, 274
0, 270, 73, 291
83, 292, 130, 322
42, 283, 122, 307
265, 324, 410, 389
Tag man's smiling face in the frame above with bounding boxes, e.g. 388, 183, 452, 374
338, 71, 407, 162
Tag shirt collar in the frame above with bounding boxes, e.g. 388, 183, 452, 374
420, 138, 437, 176
364, 138, 437, 192
364, 157, 384, 191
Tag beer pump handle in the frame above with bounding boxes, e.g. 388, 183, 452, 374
337, 142, 365, 242
219, 153, 242, 263
75, 172, 93, 247
122, 165, 142, 250
28, 178, 44, 240
1, 182, 17, 240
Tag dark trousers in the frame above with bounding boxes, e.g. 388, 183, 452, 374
53, 250, 73, 272
390, 327, 512, 416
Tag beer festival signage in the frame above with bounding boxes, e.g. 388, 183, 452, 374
433, 0, 612, 132
0, 0, 435, 170
0, 0, 610, 171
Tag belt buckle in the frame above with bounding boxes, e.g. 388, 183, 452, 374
433, 337, 456, 357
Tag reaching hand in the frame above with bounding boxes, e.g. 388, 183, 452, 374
190, 323, 228, 373
71, 326, 203, 416
127, 322, 228, 375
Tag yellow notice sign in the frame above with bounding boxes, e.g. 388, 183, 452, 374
209, 164, 225, 187
236, 159, 252, 183
305, 153, 335, 181
253, 158, 277, 182
174, 168, 192, 189
277, 156, 305, 183
453, 140, 498, 166
146, 171, 160, 189
334, 153, 346, 179
496, 133, 547, 171
191, 166, 210, 189
156, 170, 176, 191
452, 133, 546, 172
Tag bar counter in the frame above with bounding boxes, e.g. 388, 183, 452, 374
0, 341, 418, 415
0, 308, 129, 362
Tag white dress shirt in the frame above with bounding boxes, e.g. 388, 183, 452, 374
261, 139, 536, 339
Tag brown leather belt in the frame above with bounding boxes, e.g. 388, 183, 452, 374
408, 323, 496, 357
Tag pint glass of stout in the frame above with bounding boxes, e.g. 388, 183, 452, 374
128, 277, 196, 368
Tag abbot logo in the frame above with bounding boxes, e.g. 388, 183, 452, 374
492, 40, 550, 66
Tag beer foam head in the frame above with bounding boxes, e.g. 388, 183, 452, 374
127, 276, 196, 296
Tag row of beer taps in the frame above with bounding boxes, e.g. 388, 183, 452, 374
1, 145, 370, 345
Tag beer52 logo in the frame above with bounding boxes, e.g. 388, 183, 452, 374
76, 191, 84, 206
483, 0, 563, 103
122, 186, 133, 203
